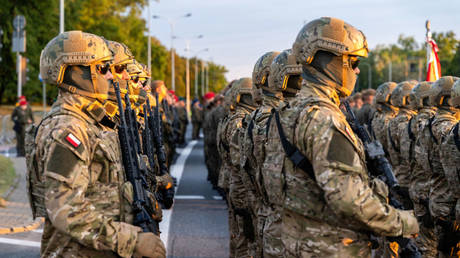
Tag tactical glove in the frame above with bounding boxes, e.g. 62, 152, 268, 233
133, 232, 166, 258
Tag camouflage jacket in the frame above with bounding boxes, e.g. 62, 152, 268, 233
36, 92, 140, 258
217, 114, 231, 190
228, 107, 252, 209
427, 109, 457, 219
386, 108, 417, 187
241, 95, 281, 207
370, 104, 398, 155
408, 108, 436, 215
265, 82, 416, 241
439, 121, 460, 221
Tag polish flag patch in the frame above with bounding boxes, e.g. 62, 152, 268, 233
65, 133, 81, 148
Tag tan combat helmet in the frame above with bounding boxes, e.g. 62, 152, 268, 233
268, 49, 302, 96
390, 81, 417, 108
233, 77, 256, 110
374, 82, 398, 106
253, 51, 280, 88
292, 17, 369, 97
108, 41, 133, 67
409, 81, 433, 110
40, 31, 113, 90
429, 76, 459, 108
449, 80, 460, 108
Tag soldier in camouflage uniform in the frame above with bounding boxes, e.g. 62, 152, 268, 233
239, 51, 280, 257
356, 88, 375, 126
418, 76, 459, 256
263, 17, 419, 257
439, 79, 460, 257
191, 99, 203, 140
370, 82, 398, 156
29, 31, 165, 257
216, 80, 242, 257
176, 97, 188, 145
403, 81, 439, 257
203, 94, 225, 188
386, 81, 417, 205
242, 49, 303, 257
228, 78, 258, 257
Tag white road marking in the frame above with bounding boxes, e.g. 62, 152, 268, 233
32, 229, 43, 233
0, 237, 40, 248
159, 140, 197, 247
175, 195, 205, 199
212, 195, 223, 200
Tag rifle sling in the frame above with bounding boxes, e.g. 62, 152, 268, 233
272, 109, 316, 181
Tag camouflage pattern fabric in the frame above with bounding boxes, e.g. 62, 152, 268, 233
264, 82, 418, 257
425, 110, 457, 220
241, 95, 282, 258
228, 108, 252, 257
370, 104, 398, 155
205, 105, 225, 188
386, 108, 417, 188
176, 106, 188, 144
34, 92, 141, 258
440, 122, 460, 222
405, 107, 438, 257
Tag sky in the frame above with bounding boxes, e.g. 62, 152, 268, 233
142, 0, 460, 81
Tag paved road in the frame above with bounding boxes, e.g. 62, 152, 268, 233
0, 135, 229, 257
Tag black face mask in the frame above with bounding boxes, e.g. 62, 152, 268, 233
63, 65, 111, 97
302, 51, 357, 97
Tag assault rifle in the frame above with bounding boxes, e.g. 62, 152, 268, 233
143, 94, 175, 209
113, 81, 159, 235
344, 101, 421, 258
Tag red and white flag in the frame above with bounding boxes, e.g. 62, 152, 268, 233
426, 39, 441, 82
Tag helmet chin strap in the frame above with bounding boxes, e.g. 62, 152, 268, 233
338, 54, 352, 97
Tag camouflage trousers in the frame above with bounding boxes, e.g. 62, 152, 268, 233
262, 205, 284, 258
205, 143, 220, 188
281, 210, 372, 258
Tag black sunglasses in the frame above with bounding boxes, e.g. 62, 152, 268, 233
114, 64, 128, 74
350, 57, 360, 70
131, 75, 140, 83
96, 62, 111, 75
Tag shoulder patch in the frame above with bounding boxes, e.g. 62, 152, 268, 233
327, 129, 356, 166
46, 143, 80, 178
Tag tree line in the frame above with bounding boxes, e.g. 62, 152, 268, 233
355, 32, 460, 91
0, 0, 227, 105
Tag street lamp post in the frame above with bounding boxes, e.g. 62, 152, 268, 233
183, 36, 203, 118
152, 13, 191, 91
192, 48, 209, 98
201, 60, 205, 96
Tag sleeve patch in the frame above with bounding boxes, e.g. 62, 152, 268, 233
327, 130, 356, 166
46, 143, 79, 178
65, 133, 81, 148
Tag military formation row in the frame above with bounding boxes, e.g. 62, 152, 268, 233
203, 17, 458, 257
23, 30, 194, 257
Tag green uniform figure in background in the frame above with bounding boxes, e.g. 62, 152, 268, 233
12, 96, 34, 157
191, 99, 203, 140
264, 17, 418, 257
27, 31, 165, 258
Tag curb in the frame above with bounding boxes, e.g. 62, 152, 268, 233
0, 217, 44, 235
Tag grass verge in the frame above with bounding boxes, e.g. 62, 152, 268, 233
0, 155, 16, 196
